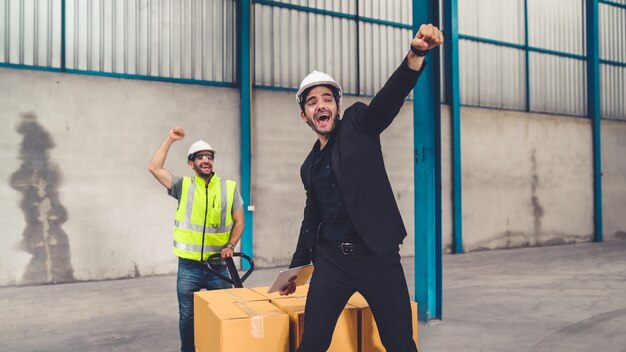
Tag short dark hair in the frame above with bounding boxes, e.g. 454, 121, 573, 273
298, 84, 341, 112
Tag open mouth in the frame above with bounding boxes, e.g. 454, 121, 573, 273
316, 113, 331, 126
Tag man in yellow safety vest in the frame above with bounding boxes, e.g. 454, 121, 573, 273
148, 127, 244, 352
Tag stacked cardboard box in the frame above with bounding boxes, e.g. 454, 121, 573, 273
194, 288, 289, 352
194, 287, 268, 304
270, 296, 359, 352
194, 287, 419, 352
347, 292, 419, 351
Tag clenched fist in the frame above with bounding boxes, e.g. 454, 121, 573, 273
169, 127, 185, 140
407, 23, 443, 71
412, 23, 444, 52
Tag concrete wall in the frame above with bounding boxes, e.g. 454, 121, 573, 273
0, 68, 241, 286
2, 67, 625, 287
458, 108, 595, 252
602, 120, 626, 240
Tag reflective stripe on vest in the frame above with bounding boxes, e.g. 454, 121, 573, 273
172, 174, 237, 261
172, 241, 224, 253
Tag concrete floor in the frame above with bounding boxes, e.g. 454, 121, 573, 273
1, 239, 626, 352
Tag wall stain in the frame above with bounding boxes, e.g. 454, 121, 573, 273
9, 113, 75, 284
133, 262, 141, 278
614, 231, 626, 240
530, 147, 544, 243
469, 230, 588, 252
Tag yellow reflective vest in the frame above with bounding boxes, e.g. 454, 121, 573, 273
172, 174, 236, 261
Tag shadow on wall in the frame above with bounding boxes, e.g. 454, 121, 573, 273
9, 113, 75, 285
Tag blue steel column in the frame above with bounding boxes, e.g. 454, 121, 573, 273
239, 0, 254, 265
444, 0, 463, 254
61, 0, 66, 70
413, 0, 443, 321
523, 0, 530, 112
586, 0, 603, 242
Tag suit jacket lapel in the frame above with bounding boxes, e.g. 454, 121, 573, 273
331, 120, 343, 188
302, 145, 316, 192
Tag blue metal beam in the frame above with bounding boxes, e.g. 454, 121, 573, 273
459, 34, 587, 61
601, 59, 626, 68
355, 0, 361, 96
524, 0, 530, 112
600, 0, 626, 9
444, 0, 463, 255
586, 0, 603, 242
0, 62, 237, 87
413, 0, 442, 322
239, 0, 254, 266
61, 0, 66, 70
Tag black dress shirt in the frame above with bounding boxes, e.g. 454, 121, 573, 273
310, 131, 361, 243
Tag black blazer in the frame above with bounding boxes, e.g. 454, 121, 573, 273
289, 58, 426, 268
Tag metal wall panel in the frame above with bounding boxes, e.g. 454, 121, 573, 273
65, 0, 236, 82
599, 2, 626, 120
359, 0, 436, 98
528, 0, 585, 55
253, 1, 411, 96
0, 0, 62, 67
360, 0, 411, 24
458, 0, 524, 44
253, 4, 357, 93
600, 2, 625, 62
601, 64, 626, 120
359, 0, 412, 96
459, 40, 526, 110
359, 22, 411, 96
529, 52, 586, 116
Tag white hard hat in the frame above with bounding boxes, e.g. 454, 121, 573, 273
188, 140, 215, 158
296, 70, 343, 106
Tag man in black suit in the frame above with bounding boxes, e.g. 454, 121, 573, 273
280, 24, 443, 352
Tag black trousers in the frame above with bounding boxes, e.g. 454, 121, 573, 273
297, 243, 417, 352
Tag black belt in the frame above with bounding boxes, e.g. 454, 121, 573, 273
320, 240, 375, 256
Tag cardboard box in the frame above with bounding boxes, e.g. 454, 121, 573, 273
347, 292, 418, 351
271, 296, 358, 352
194, 300, 289, 352
250, 285, 310, 300
194, 287, 269, 305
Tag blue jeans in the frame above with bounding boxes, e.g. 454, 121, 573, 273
177, 257, 232, 352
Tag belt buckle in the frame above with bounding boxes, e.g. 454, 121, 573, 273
340, 242, 356, 255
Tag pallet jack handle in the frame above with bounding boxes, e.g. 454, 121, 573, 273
205, 252, 255, 288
